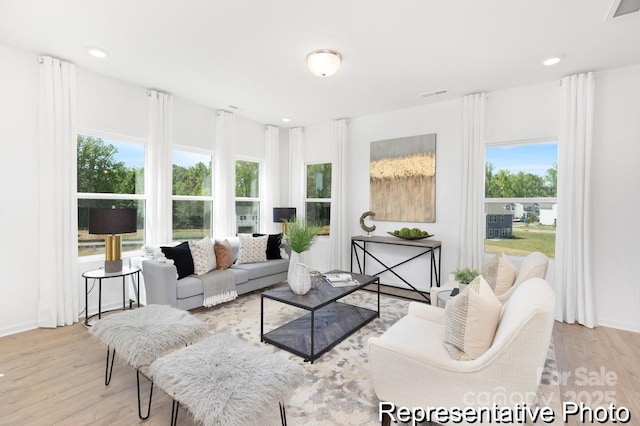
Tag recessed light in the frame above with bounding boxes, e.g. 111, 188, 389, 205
542, 55, 563, 66
87, 47, 109, 58
281, 117, 291, 123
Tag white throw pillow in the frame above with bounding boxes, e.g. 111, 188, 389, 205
481, 252, 517, 296
443, 275, 502, 360
189, 237, 216, 275
236, 235, 268, 264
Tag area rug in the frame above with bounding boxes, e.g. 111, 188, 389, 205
193, 288, 561, 425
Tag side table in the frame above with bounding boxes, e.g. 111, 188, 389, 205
436, 287, 460, 308
83, 265, 141, 326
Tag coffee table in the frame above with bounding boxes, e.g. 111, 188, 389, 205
260, 271, 380, 363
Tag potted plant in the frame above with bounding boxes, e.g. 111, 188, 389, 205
453, 267, 480, 291
283, 216, 321, 295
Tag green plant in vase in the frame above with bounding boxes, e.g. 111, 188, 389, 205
283, 216, 321, 295
454, 267, 480, 290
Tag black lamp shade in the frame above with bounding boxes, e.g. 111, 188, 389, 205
89, 208, 137, 235
273, 207, 296, 223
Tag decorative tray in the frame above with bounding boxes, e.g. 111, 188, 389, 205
387, 232, 433, 240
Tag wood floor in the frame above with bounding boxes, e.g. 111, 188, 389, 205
1, 316, 639, 425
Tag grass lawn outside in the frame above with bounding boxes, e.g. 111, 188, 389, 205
485, 223, 556, 258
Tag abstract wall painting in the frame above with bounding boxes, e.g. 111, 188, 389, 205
370, 134, 436, 222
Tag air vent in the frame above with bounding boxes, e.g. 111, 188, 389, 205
420, 89, 447, 98
606, 0, 640, 20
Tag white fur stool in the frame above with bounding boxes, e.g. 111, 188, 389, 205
150, 333, 305, 426
90, 304, 209, 419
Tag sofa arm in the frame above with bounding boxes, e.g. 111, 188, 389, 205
141, 259, 179, 307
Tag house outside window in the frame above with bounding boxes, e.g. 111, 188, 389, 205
77, 132, 145, 257
484, 140, 557, 258
235, 159, 261, 234
172, 148, 213, 241
306, 163, 332, 235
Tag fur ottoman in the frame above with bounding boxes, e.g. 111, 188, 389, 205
150, 333, 305, 426
90, 304, 209, 419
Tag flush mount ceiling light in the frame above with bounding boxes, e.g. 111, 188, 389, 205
281, 117, 291, 123
306, 49, 342, 77
542, 55, 563, 66
87, 46, 109, 58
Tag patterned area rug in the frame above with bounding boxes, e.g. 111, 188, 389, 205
193, 287, 560, 425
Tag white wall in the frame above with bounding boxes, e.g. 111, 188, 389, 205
0, 45, 40, 335
592, 64, 640, 332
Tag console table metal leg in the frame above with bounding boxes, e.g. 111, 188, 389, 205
310, 311, 315, 364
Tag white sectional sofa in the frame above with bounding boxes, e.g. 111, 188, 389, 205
140, 237, 289, 310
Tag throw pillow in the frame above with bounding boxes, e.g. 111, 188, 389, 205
236, 235, 268, 264
481, 252, 517, 296
161, 242, 195, 279
252, 233, 283, 259
214, 239, 234, 270
443, 275, 502, 361
189, 237, 216, 275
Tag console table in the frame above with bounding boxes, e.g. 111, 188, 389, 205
350, 235, 441, 302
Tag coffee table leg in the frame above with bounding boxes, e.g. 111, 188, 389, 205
260, 295, 264, 342
310, 310, 315, 364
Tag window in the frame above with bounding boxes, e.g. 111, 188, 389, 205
306, 163, 332, 235
235, 159, 261, 234
484, 140, 557, 258
172, 148, 213, 240
77, 133, 145, 257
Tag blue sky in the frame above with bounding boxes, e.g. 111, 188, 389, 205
486, 142, 557, 176
108, 138, 210, 168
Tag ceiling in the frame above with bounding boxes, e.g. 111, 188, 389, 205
1, 0, 639, 127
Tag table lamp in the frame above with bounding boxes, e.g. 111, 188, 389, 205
89, 207, 137, 273
273, 207, 296, 233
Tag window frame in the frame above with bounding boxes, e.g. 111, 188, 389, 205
304, 162, 332, 235
484, 138, 557, 257
171, 145, 215, 240
77, 128, 147, 260
234, 156, 263, 234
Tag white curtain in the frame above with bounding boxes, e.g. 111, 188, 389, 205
37, 56, 79, 328
555, 72, 597, 328
146, 90, 173, 245
330, 119, 349, 270
215, 111, 236, 236
288, 127, 305, 217
459, 93, 487, 270
264, 125, 280, 233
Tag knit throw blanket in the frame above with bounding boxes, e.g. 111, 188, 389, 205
196, 269, 237, 308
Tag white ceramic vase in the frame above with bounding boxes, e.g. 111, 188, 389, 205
287, 252, 311, 295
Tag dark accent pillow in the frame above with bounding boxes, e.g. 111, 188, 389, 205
253, 233, 283, 260
161, 242, 194, 279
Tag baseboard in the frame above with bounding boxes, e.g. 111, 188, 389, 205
597, 318, 640, 334
0, 320, 38, 338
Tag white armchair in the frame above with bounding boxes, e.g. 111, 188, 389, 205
430, 251, 549, 306
368, 278, 555, 426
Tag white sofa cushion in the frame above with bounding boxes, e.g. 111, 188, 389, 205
189, 237, 216, 275
443, 275, 502, 360
481, 251, 517, 295
236, 235, 268, 264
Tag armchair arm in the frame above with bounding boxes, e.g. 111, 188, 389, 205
141, 259, 179, 307
408, 301, 445, 323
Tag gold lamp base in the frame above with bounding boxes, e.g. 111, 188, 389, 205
104, 235, 123, 273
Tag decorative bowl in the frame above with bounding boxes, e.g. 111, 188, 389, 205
387, 231, 433, 240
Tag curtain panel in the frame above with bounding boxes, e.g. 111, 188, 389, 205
146, 90, 173, 245
555, 72, 597, 328
288, 127, 305, 216
215, 111, 236, 237
459, 93, 487, 270
37, 56, 79, 328
264, 125, 280, 234
330, 119, 348, 270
